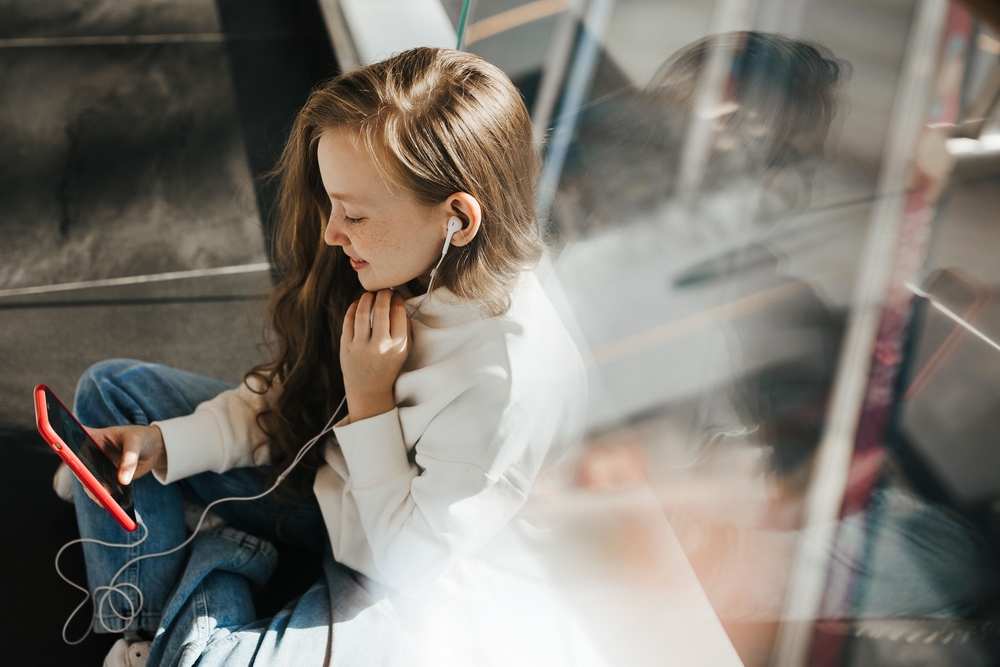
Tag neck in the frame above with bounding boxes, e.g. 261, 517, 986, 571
407, 277, 429, 297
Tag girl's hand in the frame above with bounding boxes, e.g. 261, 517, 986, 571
85, 424, 167, 485
341, 289, 411, 422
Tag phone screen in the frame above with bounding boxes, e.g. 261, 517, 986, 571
43, 387, 135, 522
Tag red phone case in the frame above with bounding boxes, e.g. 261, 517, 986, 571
34, 384, 138, 532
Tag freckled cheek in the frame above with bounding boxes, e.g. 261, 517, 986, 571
365, 227, 404, 263
341, 226, 367, 255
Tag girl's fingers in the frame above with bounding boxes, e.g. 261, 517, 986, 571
88, 427, 122, 463
371, 289, 393, 339
86, 426, 113, 450
343, 300, 359, 344
84, 426, 107, 453
82, 484, 105, 509
118, 434, 143, 485
389, 291, 408, 341
355, 292, 375, 340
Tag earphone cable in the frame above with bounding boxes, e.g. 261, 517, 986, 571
55, 395, 347, 645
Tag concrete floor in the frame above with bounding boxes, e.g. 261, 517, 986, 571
0, 271, 274, 430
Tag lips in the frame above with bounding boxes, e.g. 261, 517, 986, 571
348, 256, 368, 271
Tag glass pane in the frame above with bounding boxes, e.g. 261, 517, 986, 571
452, 1, 1000, 664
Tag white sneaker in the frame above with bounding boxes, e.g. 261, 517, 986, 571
103, 638, 151, 667
53, 462, 74, 503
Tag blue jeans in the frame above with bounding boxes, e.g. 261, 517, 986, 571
72, 359, 406, 667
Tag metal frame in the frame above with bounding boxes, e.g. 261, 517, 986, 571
770, 2, 969, 665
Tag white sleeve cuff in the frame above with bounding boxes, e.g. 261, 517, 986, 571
151, 410, 227, 485
333, 408, 412, 488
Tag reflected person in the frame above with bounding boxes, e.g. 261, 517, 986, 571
570, 30, 999, 637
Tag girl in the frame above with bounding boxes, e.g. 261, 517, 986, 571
66, 47, 586, 667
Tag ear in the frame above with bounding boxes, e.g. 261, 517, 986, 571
441, 192, 482, 247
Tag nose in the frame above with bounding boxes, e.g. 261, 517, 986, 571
324, 212, 349, 247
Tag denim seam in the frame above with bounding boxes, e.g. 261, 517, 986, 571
216, 530, 275, 572
203, 629, 242, 654
195, 580, 210, 644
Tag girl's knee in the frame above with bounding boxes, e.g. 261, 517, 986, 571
74, 358, 148, 413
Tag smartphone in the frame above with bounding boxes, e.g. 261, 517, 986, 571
34, 384, 138, 531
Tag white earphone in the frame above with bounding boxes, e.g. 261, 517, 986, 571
444, 215, 464, 250
425, 216, 464, 295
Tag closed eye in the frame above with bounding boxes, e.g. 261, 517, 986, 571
344, 214, 363, 224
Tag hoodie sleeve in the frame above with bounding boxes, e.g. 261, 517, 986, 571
151, 375, 272, 484
332, 348, 575, 595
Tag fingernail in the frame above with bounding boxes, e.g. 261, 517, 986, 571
122, 471, 132, 484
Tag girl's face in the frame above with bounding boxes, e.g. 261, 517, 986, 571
317, 128, 447, 292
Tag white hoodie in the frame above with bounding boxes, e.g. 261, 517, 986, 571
152, 270, 587, 594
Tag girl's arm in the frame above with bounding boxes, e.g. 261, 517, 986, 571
150, 376, 272, 484
336, 291, 583, 593
333, 373, 555, 595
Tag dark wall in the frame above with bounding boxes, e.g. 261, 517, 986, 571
215, 0, 339, 261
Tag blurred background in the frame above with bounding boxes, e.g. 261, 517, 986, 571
2, 0, 1000, 665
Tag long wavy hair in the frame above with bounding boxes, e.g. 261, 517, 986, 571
246, 48, 543, 494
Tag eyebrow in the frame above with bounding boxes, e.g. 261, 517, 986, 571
328, 192, 363, 206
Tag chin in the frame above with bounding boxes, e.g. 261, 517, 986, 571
357, 275, 388, 293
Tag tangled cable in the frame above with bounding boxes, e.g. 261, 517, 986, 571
55, 395, 346, 645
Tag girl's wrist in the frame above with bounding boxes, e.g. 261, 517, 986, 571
346, 390, 395, 422
151, 424, 167, 471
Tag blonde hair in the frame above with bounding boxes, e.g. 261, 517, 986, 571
248, 47, 543, 492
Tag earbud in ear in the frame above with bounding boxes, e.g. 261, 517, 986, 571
441, 216, 463, 257
427, 216, 465, 292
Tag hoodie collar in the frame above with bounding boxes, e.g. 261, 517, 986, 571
401, 284, 482, 328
